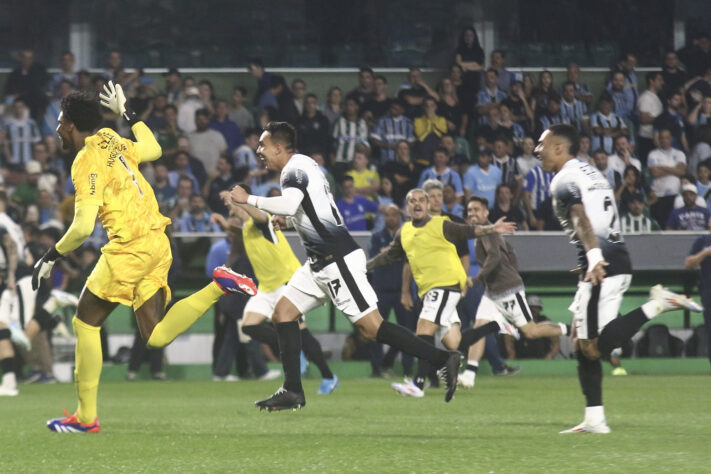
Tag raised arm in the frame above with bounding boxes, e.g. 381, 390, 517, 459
366, 230, 406, 270
131, 122, 162, 162
442, 217, 516, 243
231, 168, 307, 217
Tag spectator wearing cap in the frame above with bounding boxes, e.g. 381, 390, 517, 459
666, 182, 711, 230
621, 193, 661, 234
463, 148, 501, 208
177, 85, 204, 133
370, 99, 415, 164
2, 98, 41, 165
502, 295, 561, 360
12, 160, 42, 206
673, 176, 707, 210
476, 68, 507, 125
589, 93, 628, 155
163, 67, 182, 104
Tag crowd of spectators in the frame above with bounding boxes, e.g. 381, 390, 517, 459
0, 32, 710, 290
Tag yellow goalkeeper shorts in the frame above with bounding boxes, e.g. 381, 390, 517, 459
86, 229, 172, 310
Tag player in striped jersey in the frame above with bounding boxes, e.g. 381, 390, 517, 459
537, 123, 702, 434
223, 194, 339, 394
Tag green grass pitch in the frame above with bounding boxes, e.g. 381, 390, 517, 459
2, 375, 709, 473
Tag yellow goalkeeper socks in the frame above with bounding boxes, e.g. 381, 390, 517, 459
73, 317, 102, 424
147, 282, 223, 348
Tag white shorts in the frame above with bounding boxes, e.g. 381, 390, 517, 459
569, 274, 631, 339
244, 285, 286, 320
475, 290, 532, 329
282, 249, 378, 324
419, 288, 461, 329
0, 277, 36, 329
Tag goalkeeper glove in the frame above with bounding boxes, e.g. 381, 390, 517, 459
32, 246, 62, 291
99, 80, 139, 126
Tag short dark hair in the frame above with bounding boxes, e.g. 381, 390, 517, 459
375, 75, 387, 83
548, 123, 580, 156
234, 85, 247, 96
359, 66, 374, 76
61, 91, 102, 132
305, 93, 318, 101
562, 80, 576, 90
486, 67, 499, 77
468, 195, 489, 208
645, 71, 662, 85
264, 121, 296, 151
249, 58, 264, 68
340, 175, 354, 185
244, 127, 260, 138
195, 108, 211, 118
592, 148, 607, 156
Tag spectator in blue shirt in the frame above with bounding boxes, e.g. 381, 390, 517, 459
336, 175, 381, 231
178, 194, 222, 233
210, 99, 244, 156
522, 163, 554, 230
476, 68, 507, 125
560, 81, 588, 132
607, 71, 636, 120
442, 183, 465, 217
370, 99, 415, 164
417, 147, 464, 197
152, 162, 178, 211
667, 183, 711, 230
463, 148, 501, 208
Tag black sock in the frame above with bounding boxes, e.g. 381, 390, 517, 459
32, 309, 57, 331
458, 322, 499, 352
1, 357, 13, 374
275, 321, 303, 393
576, 351, 602, 406
414, 335, 434, 390
598, 308, 647, 357
300, 328, 334, 379
465, 364, 479, 373
242, 322, 279, 347
376, 321, 449, 366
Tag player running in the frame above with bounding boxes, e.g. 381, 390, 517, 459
230, 122, 478, 410
536, 123, 702, 434
458, 195, 568, 388
0, 238, 77, 396
35, 84, 255, 433
221, 194, 339, 394
367, 188, 514, 398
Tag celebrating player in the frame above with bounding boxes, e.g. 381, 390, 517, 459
230, 122, 462, 411
458, 195, 568, 388
367, 188, 514, 398
536, 123, 702, 434
37, 84, 255, 433
221, 193, 339, 394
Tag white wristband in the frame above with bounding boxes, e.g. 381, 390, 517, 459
586, 248, 604, 270
247, 195, 260, 208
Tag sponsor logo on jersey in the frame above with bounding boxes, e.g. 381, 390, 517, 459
89, 173, 97, 195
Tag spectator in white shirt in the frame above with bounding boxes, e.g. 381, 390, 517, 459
637, 72, 665, 166
607, 135, 642, 174
593, 149, 621, 190
648, 128, 687, 226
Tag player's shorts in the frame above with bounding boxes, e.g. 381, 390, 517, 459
282, 249, 378, 324
418, 288, 461, 329
475, 289, 532, 329
86, 229, 172, 310
569, 274, 631, 340
244, 284, 287, 320
0, 277, 36, 329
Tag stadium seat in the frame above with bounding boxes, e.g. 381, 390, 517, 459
637, 324, 684, 358
684, 325, 709, 357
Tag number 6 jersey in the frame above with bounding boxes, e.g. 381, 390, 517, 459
550, 159, 632, 276
71, 127, 171, 243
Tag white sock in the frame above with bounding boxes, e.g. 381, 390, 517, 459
584, 405, 605, 425
2, 371, 16, 388
641, 300, 662, 319
43, 297, 58, 313
558, 322, 568, 335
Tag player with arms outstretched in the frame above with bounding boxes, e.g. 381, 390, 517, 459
36, 84, 254, 433
230, 122, 466, 411
536, 123, 701, 434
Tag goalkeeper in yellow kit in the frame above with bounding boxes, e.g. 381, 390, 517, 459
36, 83, 256, 434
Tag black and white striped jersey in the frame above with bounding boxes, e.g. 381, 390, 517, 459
550, 159, 632, 276
281, 154, 360, 260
